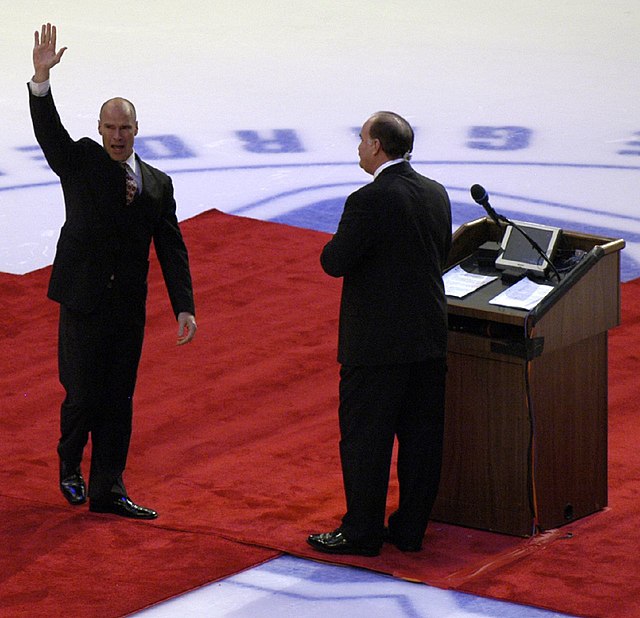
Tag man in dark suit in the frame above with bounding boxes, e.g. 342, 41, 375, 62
307, 112, 451, 556
29, 24, 197, 519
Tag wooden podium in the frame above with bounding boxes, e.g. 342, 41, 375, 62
431, 217, 625, 536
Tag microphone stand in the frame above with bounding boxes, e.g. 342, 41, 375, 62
493, 213, 562, 283
470, 185, 562, 283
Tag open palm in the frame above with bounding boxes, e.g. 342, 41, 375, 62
33, 23, 66, 79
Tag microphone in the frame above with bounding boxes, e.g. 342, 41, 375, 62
469, 183, 562, 282
470, 184, 501, 226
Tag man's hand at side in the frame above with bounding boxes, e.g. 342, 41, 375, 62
176, 312, 197, 345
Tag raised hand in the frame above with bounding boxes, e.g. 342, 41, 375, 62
33, 23, 67, 83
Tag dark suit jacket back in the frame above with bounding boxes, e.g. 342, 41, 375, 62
29, 87, 194, 320
321, 162, 451, 366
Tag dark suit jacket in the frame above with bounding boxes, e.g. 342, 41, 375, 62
29, 88, 194, 320
320, 161, 451, 366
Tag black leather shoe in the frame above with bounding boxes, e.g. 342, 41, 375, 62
307, 529, 380, 557
59, 461, 86, 505
383, 526, 422, 552
89, 494, 158, 519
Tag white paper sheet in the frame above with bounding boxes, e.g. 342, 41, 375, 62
488, 277, 554, 310
444, 265, 499, 298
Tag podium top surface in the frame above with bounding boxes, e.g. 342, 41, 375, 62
445, 218, 625, 344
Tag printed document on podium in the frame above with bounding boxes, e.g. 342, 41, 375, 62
489, 277, 554, 310
444, 265, 499, 298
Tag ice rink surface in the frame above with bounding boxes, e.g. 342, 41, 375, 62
2, 1, 638, 616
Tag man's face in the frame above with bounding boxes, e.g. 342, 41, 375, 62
98, 102, 138, 161
357, 118, 378, 175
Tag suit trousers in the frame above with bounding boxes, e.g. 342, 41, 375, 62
57, 290, 145, 501
338, 358, 447, 544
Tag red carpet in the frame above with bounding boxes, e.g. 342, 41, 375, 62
1, 209, 639, 617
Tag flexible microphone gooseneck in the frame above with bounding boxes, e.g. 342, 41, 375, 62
469, 184, 561, 282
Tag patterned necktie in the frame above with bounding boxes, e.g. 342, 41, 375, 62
120, 162, 138, 205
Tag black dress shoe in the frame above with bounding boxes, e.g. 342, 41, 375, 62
307, 529, 380, 557
89, 494, 158, 519
383, 526, 422, 552
59, 461, 86, 505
